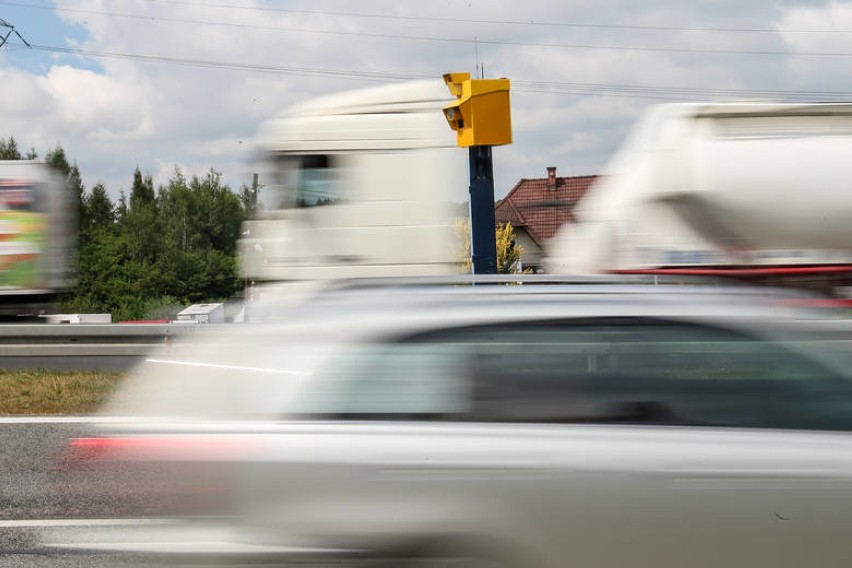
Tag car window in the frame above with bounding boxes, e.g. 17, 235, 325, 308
295, 318, 852, 431
293, 344, 470, 419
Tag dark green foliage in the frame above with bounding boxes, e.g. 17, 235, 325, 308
154, 168, 246, 306
85, 183, 115, 232
7, 138, 250, 320
129, 167, 156, 209
45, 146, 72, 176
158, 168, 244, 255
67, 166, 248, 320
0, 136, 21, 159
1, 137, 38, 160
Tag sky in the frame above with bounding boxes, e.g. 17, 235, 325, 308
2, 0, 852, 201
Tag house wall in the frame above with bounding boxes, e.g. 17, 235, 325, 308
514, 229, 543, 272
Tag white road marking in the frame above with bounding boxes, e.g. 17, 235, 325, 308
0, 416, 138, 424
0, 518, 171, 528
146, 358, 312, 375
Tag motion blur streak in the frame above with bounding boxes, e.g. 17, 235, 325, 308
146, 357, 313, 376
61, 435, 260, 462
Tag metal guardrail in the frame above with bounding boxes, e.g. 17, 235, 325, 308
0, 318, 851, 372
0, 323, 225, 372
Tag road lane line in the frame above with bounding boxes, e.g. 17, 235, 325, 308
0, 416, 144, 424
0, 519, 171, 528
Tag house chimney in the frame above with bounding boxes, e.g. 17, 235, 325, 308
546, 166, 557, 191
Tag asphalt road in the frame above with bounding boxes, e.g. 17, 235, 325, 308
0, 418, 130, 567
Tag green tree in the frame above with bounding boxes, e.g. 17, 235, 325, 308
186, 169, 245, 255
0, 136, 21, 159
45, 145, 71, 176
115, 191, 128, 219
0, 142, 253, 320
82, 182, 115, 237
157, 167, 246, 303
129, 167, 155, 209
120, 167, 162, 263
158, 167, 191, 252
67, 165, 85, 232
496, 222, 527, 274
0, 137, 37, 160
454, 218, 529, 274
43, 146, 86, 235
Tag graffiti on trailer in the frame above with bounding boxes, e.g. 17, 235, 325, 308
0, 179, 45, 290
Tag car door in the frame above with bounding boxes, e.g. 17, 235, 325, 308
451, 318, 852, 567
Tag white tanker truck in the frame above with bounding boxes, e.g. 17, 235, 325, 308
546, 102, 852, 299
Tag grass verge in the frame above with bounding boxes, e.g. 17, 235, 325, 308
0, 370, 125, 414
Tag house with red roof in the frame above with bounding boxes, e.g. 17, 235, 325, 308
495, 167, 597, 272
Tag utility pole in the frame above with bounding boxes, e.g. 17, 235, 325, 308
0, 19, 31, 50
250, 172, 259, 214
467, 145, 498, 274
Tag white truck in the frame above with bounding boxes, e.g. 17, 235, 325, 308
546, 102, 852, 299
239, 80, 467, 283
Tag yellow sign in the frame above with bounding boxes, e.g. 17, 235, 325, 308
442, 73, 512, 147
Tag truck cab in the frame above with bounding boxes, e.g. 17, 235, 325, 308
239, 81, 468, 283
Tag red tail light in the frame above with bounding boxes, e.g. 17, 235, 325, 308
60, 435, 259, 465
51, 435, 258, 518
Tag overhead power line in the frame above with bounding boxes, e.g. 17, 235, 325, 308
22, 43, 424, 82
514, 81, 852, 102
134, 0, 852, 35
12, 42, 852, 103
0, 16, 30, 49
3, 1, 852, 59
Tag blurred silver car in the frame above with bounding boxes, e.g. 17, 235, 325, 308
47, 276, 852, 567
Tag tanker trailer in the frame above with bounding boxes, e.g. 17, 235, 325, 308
546, 102, 852, 299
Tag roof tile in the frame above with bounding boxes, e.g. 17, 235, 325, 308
495, 173, 597, 245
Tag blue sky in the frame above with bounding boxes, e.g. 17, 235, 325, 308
0, 1, 98, 74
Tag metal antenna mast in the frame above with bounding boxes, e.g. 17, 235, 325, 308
475, 37, 482, 78
0, 18, 31, 50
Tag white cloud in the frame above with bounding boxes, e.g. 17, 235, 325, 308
777, 2, 852, 81
37, 66, 155, 140
778, 2, 852, 50
0, 68, 53, 115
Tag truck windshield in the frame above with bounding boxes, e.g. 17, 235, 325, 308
255, 154, 342, 214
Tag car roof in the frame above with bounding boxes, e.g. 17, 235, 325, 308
227, 276, 852, 353
249, 275, 819, 325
